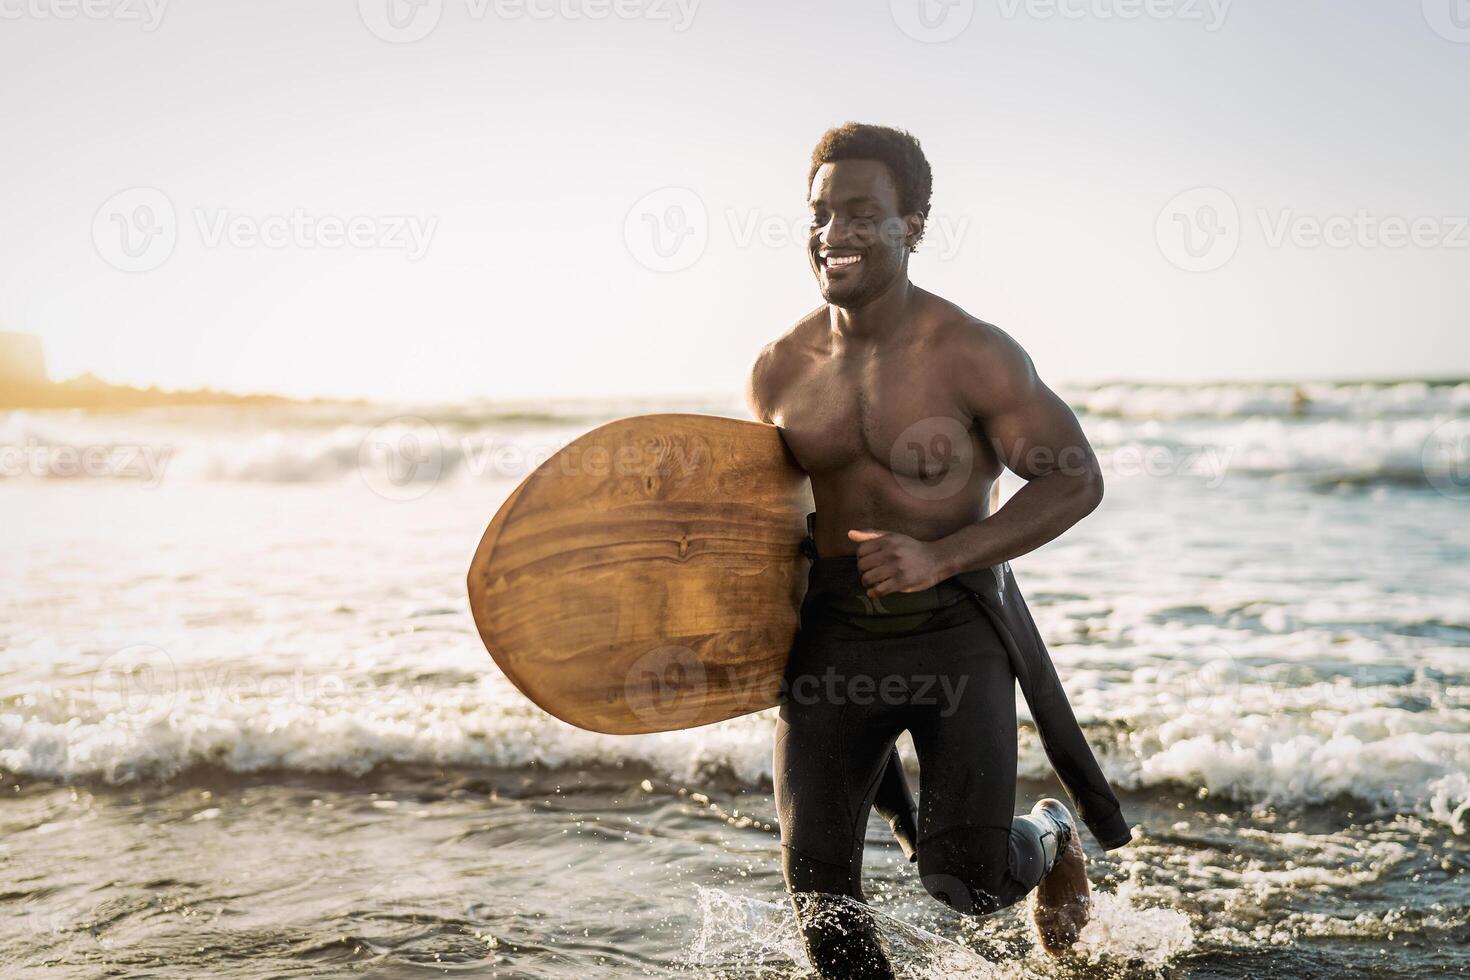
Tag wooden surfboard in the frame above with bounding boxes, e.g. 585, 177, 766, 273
466, 413, 814, 735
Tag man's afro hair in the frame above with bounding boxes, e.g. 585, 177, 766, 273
808, 122, 933, 246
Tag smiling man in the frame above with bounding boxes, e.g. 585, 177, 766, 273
747, 123, 1131, 977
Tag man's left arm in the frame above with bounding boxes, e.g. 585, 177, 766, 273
851, 327, 1103, 598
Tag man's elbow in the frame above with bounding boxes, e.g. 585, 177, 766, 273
1076, 462, 1105, 515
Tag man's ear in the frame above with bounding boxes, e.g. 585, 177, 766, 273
906, 213, 925, 252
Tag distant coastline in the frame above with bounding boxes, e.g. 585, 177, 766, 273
0, 374, 344, 411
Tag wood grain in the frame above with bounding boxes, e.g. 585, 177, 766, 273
466, 414, 814, 735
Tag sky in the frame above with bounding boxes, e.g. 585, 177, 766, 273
1, 0, 1467, 402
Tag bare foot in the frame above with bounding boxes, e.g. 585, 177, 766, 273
1030, 798, 1090, 957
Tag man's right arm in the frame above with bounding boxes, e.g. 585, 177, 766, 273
744, 341, 778, 425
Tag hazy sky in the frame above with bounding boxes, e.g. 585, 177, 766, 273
2, 1, 1467, 401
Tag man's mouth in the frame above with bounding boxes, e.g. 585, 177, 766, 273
820, 252, 863, 272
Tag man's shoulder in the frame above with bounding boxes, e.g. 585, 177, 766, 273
748, 307, 827, 422
919, 294, 1028, 368
754, 308, 827, 376
917, 293, 1038, 410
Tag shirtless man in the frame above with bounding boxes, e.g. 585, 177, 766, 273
747, 123, 1130, 977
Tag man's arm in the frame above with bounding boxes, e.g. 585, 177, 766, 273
851, 325, 1103, 598
744, 342, 778, 424
935, 326, 1104, 575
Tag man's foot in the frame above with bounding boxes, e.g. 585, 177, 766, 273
1030, 798, 1090, 957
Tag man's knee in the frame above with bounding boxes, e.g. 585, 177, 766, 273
782, 845, 861, 898
916, 826, 1020, 915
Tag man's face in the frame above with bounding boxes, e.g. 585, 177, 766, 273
808, 159, 920, 308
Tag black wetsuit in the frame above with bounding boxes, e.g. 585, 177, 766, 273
775, 526, 1130, 977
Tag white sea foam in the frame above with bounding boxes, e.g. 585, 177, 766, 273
686, 882, 1193, 977
3, 381, 1466, 487
3, 645, 1466, 837
1065, 380, 1470, 420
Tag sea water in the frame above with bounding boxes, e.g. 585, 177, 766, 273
2, 382, 1467, 978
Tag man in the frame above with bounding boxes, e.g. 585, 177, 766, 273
746, 123, 1131, 977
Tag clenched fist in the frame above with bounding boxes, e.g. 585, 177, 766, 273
847, 529, 952, 599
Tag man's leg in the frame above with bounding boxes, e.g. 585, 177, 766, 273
774, 688, 902, 978
908, 614, 1075, 917
870, 747, 919, 862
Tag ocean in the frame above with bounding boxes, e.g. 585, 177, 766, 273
2, 381, 1468, 978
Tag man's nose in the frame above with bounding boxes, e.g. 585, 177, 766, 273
815, 216, 857, 248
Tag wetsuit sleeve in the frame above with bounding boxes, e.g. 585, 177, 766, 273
958, 565, 1133, 851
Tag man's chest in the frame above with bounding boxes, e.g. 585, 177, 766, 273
775, 356, 978, 478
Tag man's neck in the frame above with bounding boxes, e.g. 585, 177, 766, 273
827, 274, 914, 349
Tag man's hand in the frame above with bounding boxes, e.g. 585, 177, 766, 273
848, 529, 952, 599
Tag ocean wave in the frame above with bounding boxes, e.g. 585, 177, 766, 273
3, 667, 1465, 835
3, 394, 1467, 488
1064, 380, 1470, 420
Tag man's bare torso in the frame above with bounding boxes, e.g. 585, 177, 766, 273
752, 287, 1007, 558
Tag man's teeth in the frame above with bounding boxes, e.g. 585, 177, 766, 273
826, 254, 862, 267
